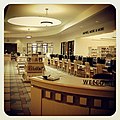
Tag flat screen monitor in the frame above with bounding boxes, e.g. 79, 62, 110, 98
75, 55, 79, 60
111, 60, 116, 71
70, 55, 75, 62
105, 60, 111, 67
83, 57, 87, 65
92, 57, 97, 64
78, 56, 83, 61
64, 55, 68, 59
87, 57, 93, 66
97, 58, 105, 64
59, 55, 63, 60
50, 54, 55, 59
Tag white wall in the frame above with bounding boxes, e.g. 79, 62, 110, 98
4, 22, 116, 56
4, 34, 116, 56
55, 21, 115, 56
4, 35, 61, 54
75, 37, 116, 56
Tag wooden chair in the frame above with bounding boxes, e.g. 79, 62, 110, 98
77, 60, 83, 65
62, 58, 65, 71
44, 57, 49, 65
68, 59, 74, 74
96, 64, 105, 74
74, 60, 82, 76
84, 62, 91, 78
57, 59, 60, 69
50, 58, 53, 66
74, 60, 77, 75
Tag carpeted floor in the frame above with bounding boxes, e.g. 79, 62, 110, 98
4, 61, 31, 116
4, 60, 78, 116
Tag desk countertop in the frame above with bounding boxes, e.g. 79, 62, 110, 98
30, 66, 115, 98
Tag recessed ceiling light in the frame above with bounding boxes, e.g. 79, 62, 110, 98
26, 28, 32, 39
95, 20, 99, 23
26, 35, 32, 39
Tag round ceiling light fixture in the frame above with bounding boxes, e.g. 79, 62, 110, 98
7, 8, 61, 27
26, 28, 32, 39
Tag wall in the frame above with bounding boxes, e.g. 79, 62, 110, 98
75, 37, 116, 56
57, 20, 116, 56
4, 17, 116, 56
4, 35, 116, 57
4, 35, 61, 55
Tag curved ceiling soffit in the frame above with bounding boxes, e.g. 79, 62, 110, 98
4, 4, 109, 38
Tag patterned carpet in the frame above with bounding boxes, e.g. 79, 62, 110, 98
4, 61, 79, 116
4, 61, 31, 116
4, 61, 68, 116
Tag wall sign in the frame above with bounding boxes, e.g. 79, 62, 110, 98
83, 79, 115, 87
26, 62, 44, 73
83, 27, 104, 35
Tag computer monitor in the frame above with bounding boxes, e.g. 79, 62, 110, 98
70, 55, 75, 62
87, 57, 93, 66
78, 56, 83, 61
64, 55, 68, 59
97, 58, 105, 64
105, 59, 111, 67
50, 54, 55, 59
92, 57, 97, 65
75, 55, 79, 60
59, 55, 63, 60
111, 60, 116, 72
82, 57, 87, 65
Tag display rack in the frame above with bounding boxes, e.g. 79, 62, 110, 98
88, 47, 98, 57
89, 46, 116, 58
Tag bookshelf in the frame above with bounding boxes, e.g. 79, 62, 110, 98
89, 46, 116, 58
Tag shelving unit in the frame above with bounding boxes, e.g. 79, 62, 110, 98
88, 47, 98, 57
98, 46, 110, 58
109, 46, 116, 58
89, 46, 116, 58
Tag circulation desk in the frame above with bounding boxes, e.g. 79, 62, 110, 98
30, 74, 115, 116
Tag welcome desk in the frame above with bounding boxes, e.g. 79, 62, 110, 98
30, 74, 115, 116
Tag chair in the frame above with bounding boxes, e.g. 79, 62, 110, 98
64, 60, 68, 72
62, 58, 65, 71
68, 59, 74, 74
54, 58, 59, 68
53, 57, 56, 67
57, 59, 60, 69
96, 64, 105, 74
74, 60, 82, 76
77, 60, 83, 65
50, 58, 53, 66
84, 62, 91, 78
74, 60, 78, 75
44, 57, 49, 65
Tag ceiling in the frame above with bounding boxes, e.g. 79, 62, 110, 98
4, 4, 116, 38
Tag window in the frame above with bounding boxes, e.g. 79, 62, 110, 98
27, 43, 53, 54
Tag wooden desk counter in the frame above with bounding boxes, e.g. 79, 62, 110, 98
30, 71, 115, 116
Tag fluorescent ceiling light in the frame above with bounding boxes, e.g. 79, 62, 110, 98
8, 16, 61, 27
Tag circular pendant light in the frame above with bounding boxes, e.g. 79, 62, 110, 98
7, 8, 61, 27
